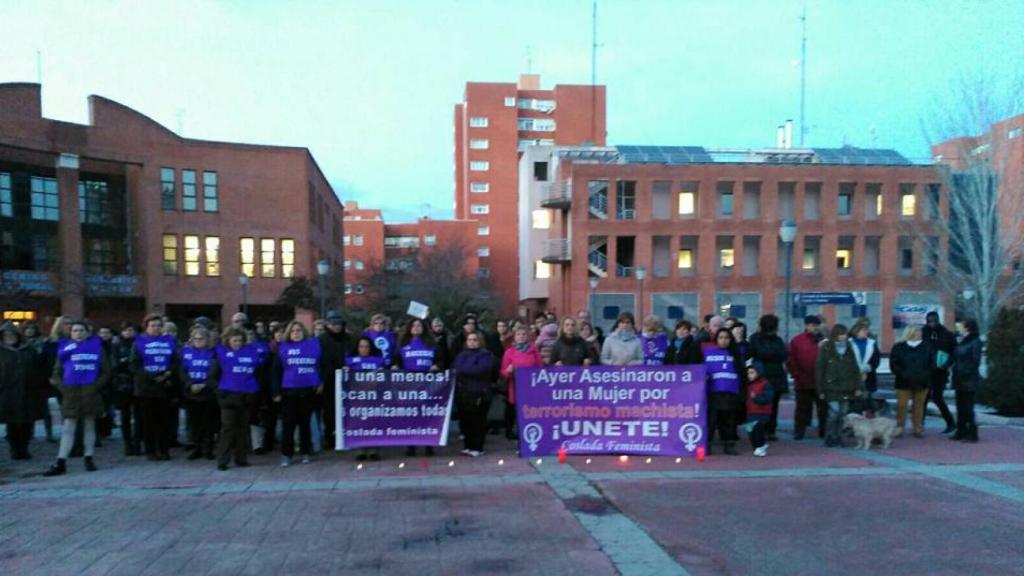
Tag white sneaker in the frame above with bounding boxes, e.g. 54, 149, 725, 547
280, 456, 292, 467
301, 455, 312, 465
460, 449, 472, 456
467, 450, 484, 458
753, 446, 768, 457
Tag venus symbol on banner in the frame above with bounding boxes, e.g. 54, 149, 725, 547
679, 423, 702, 451
522, 423, 543, 452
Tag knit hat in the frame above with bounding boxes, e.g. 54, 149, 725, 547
746, 359, 765, 377
803, 315, 821, 326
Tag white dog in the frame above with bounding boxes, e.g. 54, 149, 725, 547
843, 413, 898, 450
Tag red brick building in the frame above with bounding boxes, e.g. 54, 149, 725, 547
521, 144, 945, 345
453, 74, 605, 313
0, 83, 344, 329
342, 201, 479, 309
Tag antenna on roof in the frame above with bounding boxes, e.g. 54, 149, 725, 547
526, 45, 533, 74
175, 108, 185, 135
590, 0, 599, 145
36, 50, 42, 84
799, 4, 807, 146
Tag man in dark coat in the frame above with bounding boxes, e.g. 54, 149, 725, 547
318, 310, 348, 449
1, 322, 45, 459
922, 311, 957, 433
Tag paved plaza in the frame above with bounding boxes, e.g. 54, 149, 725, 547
1, 401, 1022, 576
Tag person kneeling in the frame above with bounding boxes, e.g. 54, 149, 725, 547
744, 361, 774, 457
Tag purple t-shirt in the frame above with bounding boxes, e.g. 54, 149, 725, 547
363, 329, 397, 365
278, 338, 321, 389
216, 344, 260, 394
346, 355, 385, 371
703, 346, 740, 394
641, 333, 669, 366
59, 336, 103, 387
181, 346, 215, 384
135, 334, 177, 374
399, 338, 436, 372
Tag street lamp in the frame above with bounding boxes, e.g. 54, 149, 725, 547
317, 259, 330, 319
779, 219, 798, 342
635, 266, 647, 323
588, 276, 599, 322
239, 274, 249, 317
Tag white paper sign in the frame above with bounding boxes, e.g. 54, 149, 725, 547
407, 300, 429, 319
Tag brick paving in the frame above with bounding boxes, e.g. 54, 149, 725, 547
1, 401, 1022, 576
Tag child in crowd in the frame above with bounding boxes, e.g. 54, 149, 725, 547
744, 360, 774, 457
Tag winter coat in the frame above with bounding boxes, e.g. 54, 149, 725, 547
745, 376, 775, 421
52, 347, 110, 419
550, 336, 598, 366
850, 337, 881, 393
318, 330, 349, 390
179, 347, 220, 403
952, 334, 983, 392
923, 324, 956, 373
787, 331, 822, 391
535, 324, 559, 365
131, 336, 179, 399
814, 339, 863, 401
431, 329, 453, 370
500, 344, 543, 403
600, 329, 644, 366
0, 342, 46, 424
749, 332, 789, 394
889, 341, 932, 390
453, 348, 498, 397
664, 335, 702, 365
111, 338, 135, 395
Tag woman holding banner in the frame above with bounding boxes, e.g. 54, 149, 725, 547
273, 321, 323, 467
214, 327, 262, 471
550, 318, 598, 366
640, 315, 669, 366
363, 314, 397, 367
396, 318, 443, 456
501, 325, 543, 442
600, 312, 644, 366
347, 336, 385, 461
702, 328, 744, 455
453, 331, 499, 457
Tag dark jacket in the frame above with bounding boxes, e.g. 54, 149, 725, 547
889, 341, 932, 390
665, 335, 702, 365
452, 348, 498, 396
0, 340, 46, 424
748, 332, 788, 394
112, 337, 135, 395
179, 352, 220, 403
814, 339, 863, 401
431, 329, 452, 370
318, 330, 349, 390
131, 342, 179, 399
923, 323, 956, 373
788, 331, 822, 390
53, 350, 111, 419
550, 336, 598, 366
952, 334, 983, 392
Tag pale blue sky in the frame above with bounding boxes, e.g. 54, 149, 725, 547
2, 0, 1021, 221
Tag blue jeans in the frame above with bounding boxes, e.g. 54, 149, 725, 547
825, 400, 850, 445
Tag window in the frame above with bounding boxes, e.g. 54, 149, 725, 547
469, 116, 489, 128
470, 182, 489, 193
742, 182, 761, 219
802, 236, 821, 273
719, 248, 735, 270
616, 181, 636, 220
182, 170, 197, 211
353, 234, 364, 246
900, 248, 914, 273
203, 171, 218, 212
343, 234, 351, 246
470, 204, 490, 215
532, 209, 550, 229
470, 161, 489, 171
900, 184, 916, 216
677, 249, 693, 270
281, 239, 295, 278
384, 236, 420, 248
260, 238, 276, 277
423, 234, 436, 246
717, 181, 734, 217
927, 183, 940, 220
0, 173, 11, 218
679, 182, 697, 216
804, 182, 822, 220
344, 283, 352, 295
838, 183, 854, 217
837, 236, 854, 275
518, 118, 556, 132
205, 236, 220, 276
160, 168, 175, 211
78, 180, 111, 225
588, 180, 609, 220
926, 236, 940, 276
865, 183, 882, 219
183, 235, 200, 276
30, 176, 59, 221
162, 234, 178, 275
84, 238, 118, 274
32, 234, 57, 271
478, 247, 490, 257
1, 311, 36, 323
535, 260, 552, 279
469, 139, 489, 150
777, 182, 796, 220
1009, 127, 1022, 139
534, 161, 549, 181
504, 96, 516, 107
240, 237, 255, 277
355, 260, 364, 271
478, 267, 491, 278
836, 249, 851, 270
518, 98, 556, 112
478, 225, 490, 236
742, 236, 760, 276
355, 284, 365, 295
344, 259, 351, 270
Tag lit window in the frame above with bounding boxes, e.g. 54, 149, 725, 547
2, 311, 37, 323
532, 209, 551, 229
901, 192, 916, 216
719, 248, 735, 269
470, 161, 490, 171
836, 249, 851, 270
469, 139, 489, 150
205, 236, 220, 276
343, 235, 351, 246
677, 249, 693, 269
504, 96, 516, 107
353, 234, 364, 246
469, 116, 489, 128
160, 168, 175, 211
162, 234, 177, 275
424, 235, 436, 246
876, 192, 883, 216
470, 204, 490, 215
30, 176, 59, 221
355, 260, 364, 271
535, 260, 551, 279
0, 173, 11, 217
281, 239, 295, 278
478, 247, 490, 257
478, 225, 490, 236
240, 237, 255, 277
203, 171, 218, 212
182, 235, 200, 276
802, 250, 817, 270
679, 191, 695, 216
470, 182, 489, 193
182, 170, 197, 211
260, 238, 276, 277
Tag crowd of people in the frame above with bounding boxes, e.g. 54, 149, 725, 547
0, 307, 984, 474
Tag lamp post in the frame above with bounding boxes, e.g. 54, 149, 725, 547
317, 259, 330, 319
588, 276, 599, 322
239, 274, 249, 317
779, 219, 798, 342
635, 266, 647, 323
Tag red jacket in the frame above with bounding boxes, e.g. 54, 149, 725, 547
746, 376, 774, 419
787, 332, 821, 390
501, 344, 543, 404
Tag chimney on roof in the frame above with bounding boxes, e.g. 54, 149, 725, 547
519, 74, 541, 90
776, 126, 785, 148
784, 119, 794, 149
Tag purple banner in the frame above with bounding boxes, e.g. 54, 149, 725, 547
515, 365, 707, 457
335, 369, 454, 450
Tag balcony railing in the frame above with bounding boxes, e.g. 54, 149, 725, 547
588, 192, 608, 219
540, 180, 572, 209
541, 238, 571, 263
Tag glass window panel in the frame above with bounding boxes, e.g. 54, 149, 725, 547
205, 236, 220, 276
260, 238, 276, 277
